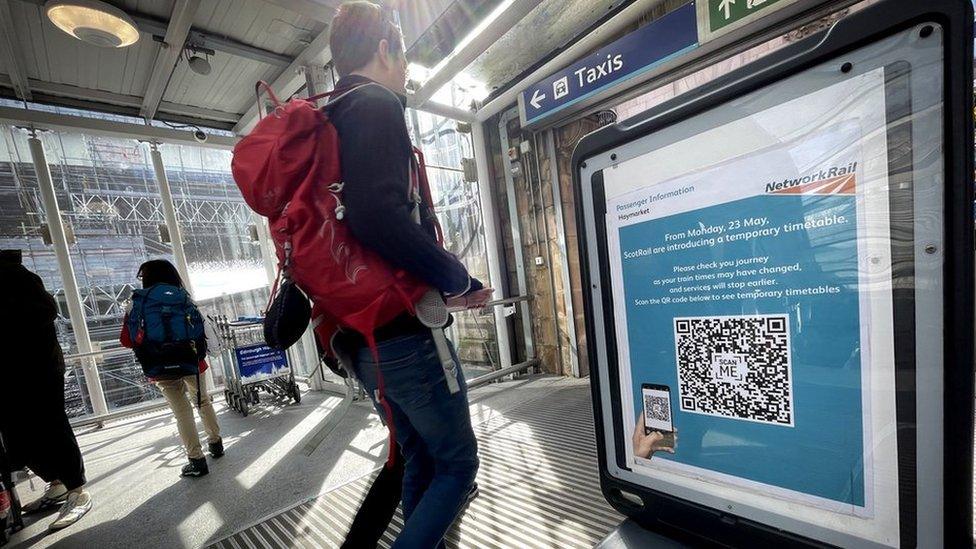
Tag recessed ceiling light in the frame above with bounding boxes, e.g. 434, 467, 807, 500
45, 0, 140, 48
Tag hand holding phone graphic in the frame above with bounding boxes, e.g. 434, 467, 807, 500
634, 383, 677, 459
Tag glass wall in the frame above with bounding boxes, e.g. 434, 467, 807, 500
157, 144, 277, 383
0, 124, 277, 418
0, 126, 179, 415
0, 102, 494, 417
0, 125, 96, 417
407, 109, 498, 377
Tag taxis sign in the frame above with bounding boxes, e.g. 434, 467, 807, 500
518, 3, 698, 128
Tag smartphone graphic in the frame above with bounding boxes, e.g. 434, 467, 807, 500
641, 383, 674, 436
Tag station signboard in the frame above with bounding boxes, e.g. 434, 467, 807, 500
696, 0, 801, 43
518, 3, 698, 128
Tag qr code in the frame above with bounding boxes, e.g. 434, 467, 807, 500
674, 315, 794, 426
644, 394, 670, 423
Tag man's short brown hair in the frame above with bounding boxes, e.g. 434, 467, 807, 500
330, 2, 404, 77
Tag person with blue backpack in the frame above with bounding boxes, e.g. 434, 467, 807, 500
120, 260, 223, 478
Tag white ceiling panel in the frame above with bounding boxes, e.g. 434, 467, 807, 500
3, 0, 538, 128
120, 0, 176, 20
194, 0, 323, 56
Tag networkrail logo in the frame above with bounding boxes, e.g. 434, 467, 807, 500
765, 162, 857, 195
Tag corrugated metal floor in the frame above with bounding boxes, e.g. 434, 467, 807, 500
209, 384, 622, 548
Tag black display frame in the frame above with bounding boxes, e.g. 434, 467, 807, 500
571, 1, 974, 546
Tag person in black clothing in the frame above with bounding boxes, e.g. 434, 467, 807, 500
326, 3, 492, 547
0, 250, 92, 531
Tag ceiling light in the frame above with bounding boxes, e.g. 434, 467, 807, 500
45, 0, 140, 48
188, 55, 212, 75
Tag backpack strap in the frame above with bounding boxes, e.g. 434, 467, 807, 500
254, 81, 282, 119
321, 82, 394, 111
136, 286, 155, 338
411, 147, 445, 246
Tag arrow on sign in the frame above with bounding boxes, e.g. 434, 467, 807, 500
530, 89, 547, 109
718, 0, 735, 20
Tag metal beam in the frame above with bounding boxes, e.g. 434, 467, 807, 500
0, 75, 241, 123
0, 0, 31, 100
17, 0, 293, 67
172, 29, 290, 68
29, 133, 108, 416
411, 0, 542, 108
467, 359, 540, 390
0, 104, 239, 149
407, 95, 477, 123
141, 0, 200, 120
234, 27, 333, 135
149, 141, 192, 290
497, 107, 534, 360
472, 121, 513, 371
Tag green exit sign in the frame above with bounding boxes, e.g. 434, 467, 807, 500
696, 0, 800, 43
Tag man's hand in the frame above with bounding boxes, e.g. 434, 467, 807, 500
446, 287, 494, 310
633, 414, 677, 459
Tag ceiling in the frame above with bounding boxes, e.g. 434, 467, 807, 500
465, 0, 629, 96
0, 0, 661, 134
0, 0, 331, 130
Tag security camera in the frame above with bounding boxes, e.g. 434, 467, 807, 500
193, 129, 207, 143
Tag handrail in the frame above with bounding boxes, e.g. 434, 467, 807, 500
467, 359, 540, 390
69, 387, 223, 429
424, 163, 465, 173
64, 346, 134, 362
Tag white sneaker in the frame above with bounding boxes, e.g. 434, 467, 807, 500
48, 490, 92, 531
23, 482, 68, 514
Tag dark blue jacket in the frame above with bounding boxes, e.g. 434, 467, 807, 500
327, 75, 481, 338
328, 75, 480, 294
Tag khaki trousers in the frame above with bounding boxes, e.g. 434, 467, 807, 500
156, 374, 221, 460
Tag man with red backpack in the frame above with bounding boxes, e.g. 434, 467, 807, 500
326, 3, 491, 546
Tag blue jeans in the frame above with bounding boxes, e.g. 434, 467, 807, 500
353, 332, 479, 548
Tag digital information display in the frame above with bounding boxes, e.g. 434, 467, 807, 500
575, 15, 968, 545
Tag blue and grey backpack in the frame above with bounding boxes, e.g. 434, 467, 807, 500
127, 284, 207, 379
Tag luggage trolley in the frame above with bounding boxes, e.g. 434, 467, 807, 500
214, 316, 301, 416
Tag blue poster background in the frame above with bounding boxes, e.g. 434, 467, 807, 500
619, 192, 865, 506
235, 344, 289, 380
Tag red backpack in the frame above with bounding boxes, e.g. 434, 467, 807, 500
231, 82, 438, 354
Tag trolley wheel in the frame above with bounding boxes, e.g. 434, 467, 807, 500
240, 399, 249, 417
291, 383, 301, 404
250, 387, 260, 404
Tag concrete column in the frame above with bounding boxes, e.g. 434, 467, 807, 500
30, 134, 109, 416
472, 121, 513, 370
